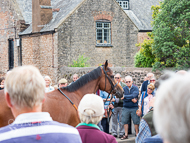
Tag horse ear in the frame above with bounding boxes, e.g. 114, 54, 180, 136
105, 60, 108, 69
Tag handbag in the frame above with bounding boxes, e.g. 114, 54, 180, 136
136, 92, 145, 117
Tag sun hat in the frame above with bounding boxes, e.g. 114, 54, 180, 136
59, 78, 67, 84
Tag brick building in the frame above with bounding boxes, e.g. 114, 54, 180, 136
0, 0, 161, 82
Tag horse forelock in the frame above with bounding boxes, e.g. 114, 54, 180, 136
62, 67, 102, 92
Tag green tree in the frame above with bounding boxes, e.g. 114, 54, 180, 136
152, 0, 190, 70
135, 32, 155, 67
134, 5, 160, 68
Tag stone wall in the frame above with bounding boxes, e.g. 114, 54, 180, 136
58, 67, 161, 89
57, 0, 139, 72
21, 33, 58, 84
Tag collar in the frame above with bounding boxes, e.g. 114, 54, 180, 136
128, 84, 133, 90
13, 112, 53, 124
76, 123, 101, 130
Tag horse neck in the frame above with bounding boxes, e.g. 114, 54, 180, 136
76, 78, 100, 99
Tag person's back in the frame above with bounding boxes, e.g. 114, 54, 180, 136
0, 114, 81, 143
76, 94, 117, 143
77, 125, 116, 143
0, 65, 82, 143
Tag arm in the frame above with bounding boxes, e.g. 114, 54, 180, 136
135, 119, 151, 143
124, 87, 139, 100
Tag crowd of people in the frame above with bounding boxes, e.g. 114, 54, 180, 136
0, 66, 190, 143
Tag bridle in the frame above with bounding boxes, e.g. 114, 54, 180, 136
101, 66, 118, 123
101, 66, 118, 95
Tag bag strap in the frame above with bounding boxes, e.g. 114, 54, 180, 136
141, 92, 146, 107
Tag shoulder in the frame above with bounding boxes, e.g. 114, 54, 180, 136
132, 85, 139, 91
102, 132, 117, 143
142, 80, 148, 85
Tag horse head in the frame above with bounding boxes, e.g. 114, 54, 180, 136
99, 60, 124, 98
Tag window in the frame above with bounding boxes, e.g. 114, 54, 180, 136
116, 0, 129, 10
96, 21, 111, 46
8, 39, 14, 70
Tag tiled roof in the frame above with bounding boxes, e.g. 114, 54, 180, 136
19, 0, 162, 35
125, 0, 162, 31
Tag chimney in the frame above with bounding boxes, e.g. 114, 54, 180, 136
32, 0, 52, 33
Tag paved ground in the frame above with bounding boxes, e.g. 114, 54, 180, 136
116, 134, 136, 143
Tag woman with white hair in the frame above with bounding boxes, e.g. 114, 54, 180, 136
76, 94, 117, 143
44, 76, 54, 92
152, 73, 190, 143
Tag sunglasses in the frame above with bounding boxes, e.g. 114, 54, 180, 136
115, 77, 120, 79
150, 80, 155, 82
126, 81, 131, 83
148, 88, 153, 90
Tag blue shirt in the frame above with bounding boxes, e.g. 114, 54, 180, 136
143, 135, 163, 143
0, 112, 82, 143
100, 90, 115, 106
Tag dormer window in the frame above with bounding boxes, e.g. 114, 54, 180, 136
116, 0, 129, 10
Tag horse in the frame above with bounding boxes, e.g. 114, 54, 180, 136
0, 61, 123, 128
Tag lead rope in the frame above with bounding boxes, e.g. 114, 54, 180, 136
58, 88, 78, 111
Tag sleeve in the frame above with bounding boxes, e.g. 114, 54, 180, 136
138, 93, 143, 106
100, 90, 105, 99
141, 81, 146, 94
123, 87, 139, 100
135, 119, 152, 143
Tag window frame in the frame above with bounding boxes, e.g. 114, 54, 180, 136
96, 20, 112, 47
116, 0, 129, 10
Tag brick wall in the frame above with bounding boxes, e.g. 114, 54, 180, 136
137, 32, 150, 50
57, 0, 139, 74
21, 33, 58, 84
0, 0, 24, 77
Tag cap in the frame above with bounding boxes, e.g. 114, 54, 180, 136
59, 78, 67, 84
78, 94, 105, 117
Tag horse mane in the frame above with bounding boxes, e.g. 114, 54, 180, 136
62, 67, 102, 92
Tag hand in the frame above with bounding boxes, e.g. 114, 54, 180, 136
136, 110, 142, 117
109, 104, 114, 109
111, 98, 115, 102
121, 97, 124, 100
132, 98, 137, 103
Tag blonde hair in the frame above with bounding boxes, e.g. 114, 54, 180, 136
79, 109, 102, 124
4, 65, 45, 108
147, 83, 155, 90
154, 72, 190, 143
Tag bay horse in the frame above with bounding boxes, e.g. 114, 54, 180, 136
0, 61, 123, 128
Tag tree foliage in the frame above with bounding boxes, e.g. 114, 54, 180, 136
152, 0, 190, 70
69, 54, 90, 67
135, 32, 155, 67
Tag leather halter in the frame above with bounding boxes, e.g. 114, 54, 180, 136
101, 66, 118, 94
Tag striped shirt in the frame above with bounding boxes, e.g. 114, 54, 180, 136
0, 112, 82, 143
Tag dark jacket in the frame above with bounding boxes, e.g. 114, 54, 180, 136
123, 85, 139, 108
141, 80, 148, 94
76, 125, 117, 143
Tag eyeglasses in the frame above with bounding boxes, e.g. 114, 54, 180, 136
115, 77, 120, 79
126, 81, 131, 83
150, 79, 155, 82
148, 88, 153, 90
